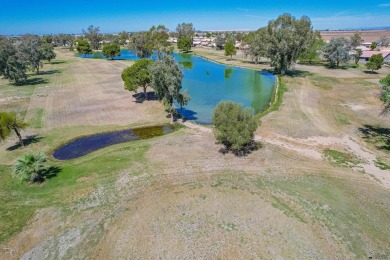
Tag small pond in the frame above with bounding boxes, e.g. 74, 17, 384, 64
80, 50, 276, 124
52, 125, 173, 160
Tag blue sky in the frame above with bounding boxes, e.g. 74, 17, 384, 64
1, 0, 390, 35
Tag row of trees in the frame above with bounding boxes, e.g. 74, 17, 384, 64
242, 16, 388, 74
0, 35, 56, 85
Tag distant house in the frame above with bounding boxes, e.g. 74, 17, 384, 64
359, 50, 390, 63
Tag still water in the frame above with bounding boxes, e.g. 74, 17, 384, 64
81, 50, 276, 124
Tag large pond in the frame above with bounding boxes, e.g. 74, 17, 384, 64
53, 125, 173, 160
81, 50, 276, 124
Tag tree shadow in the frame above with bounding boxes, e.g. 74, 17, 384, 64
40, 70, 61, 75
132, 92, 158, 103
49, 61, 66, 65
324, 64, 349, 70
41, 166, 61, 180
219, 141, 262, 157
358, 124, 390, 151
285, 70, 313, 78
33, 166, 62, 183
260, 69, 312, 78
363, 70, 379, 74
23, 77, 49, 86
6, 135, 44, 151
176, 107, 198, 120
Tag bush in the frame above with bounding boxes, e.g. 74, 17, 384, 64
212, 101, 259, 156
13, 152, 48, 182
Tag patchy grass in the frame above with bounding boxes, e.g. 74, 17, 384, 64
258, 76, 287, 118
324, 149, 362, 167
30, 108, 44, 128
0, 138, 150, 243
375, 157, 390, 170
309, 75, 339, 90
359, 125, 390, 152
218, 221, 237, 232
271, 195, 307, 223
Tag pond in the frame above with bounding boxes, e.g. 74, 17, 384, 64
52, 125, 173, 160
80, 50, 276, 124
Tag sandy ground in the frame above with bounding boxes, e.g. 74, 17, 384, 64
1, 48, 390, 259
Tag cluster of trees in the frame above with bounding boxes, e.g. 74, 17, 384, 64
244, 14, 317, 74
128, 25, 172, 58
243, 18, 387, 73
0, 35, 56, 84
122, 53, 190, 123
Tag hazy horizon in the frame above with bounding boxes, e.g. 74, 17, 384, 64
1, 0, 390, 35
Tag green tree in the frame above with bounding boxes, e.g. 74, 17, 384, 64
243, 28, 268, 64
149, 54, 190, 123
17, 35, 43, 75
0, 112, 28, 146
350, 32, 363, 49
176, 23, 195, 43
121, 59, 153, 100
212, 101, 258, 155
354, 49, 363, 65
0, 37, 27, 85
266, 14, 316, 74
224, 41, 237, 60
128, 32, 154, 58
76, 39, 93, 57
13, 152, 48, 182
177, 37, 192, 52
322, 37, 350, 68
366, 54, 384, 73
53, 34, 75, 47
102, 43, 120, 60
298, 35, 326, 64
370, 42, 378, 50
149, 25, 171, 57
379, 74, 390, 114
41, 35, 53, 44
83, 25, 102, 50
40, 43, 56, 63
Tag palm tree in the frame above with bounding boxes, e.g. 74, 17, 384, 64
13, 152, 48, 182
0, 112, 28, 146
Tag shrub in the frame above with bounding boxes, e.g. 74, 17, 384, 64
212, 101, 259, 155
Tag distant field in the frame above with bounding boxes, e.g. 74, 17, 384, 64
320, 30, 390, 42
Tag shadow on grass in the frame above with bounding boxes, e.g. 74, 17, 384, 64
219, 141, 262, 157
49, 60, 66, 65
363, 70, 379, 74
260, 69, 312, 78
358, 124, 390, 151
24, 77, 49, 86
40, 70, 61, 75
6, 135, 44, 151
33, 166, 62, 183
132, 92, 158, 103
324, 64, 349, 70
